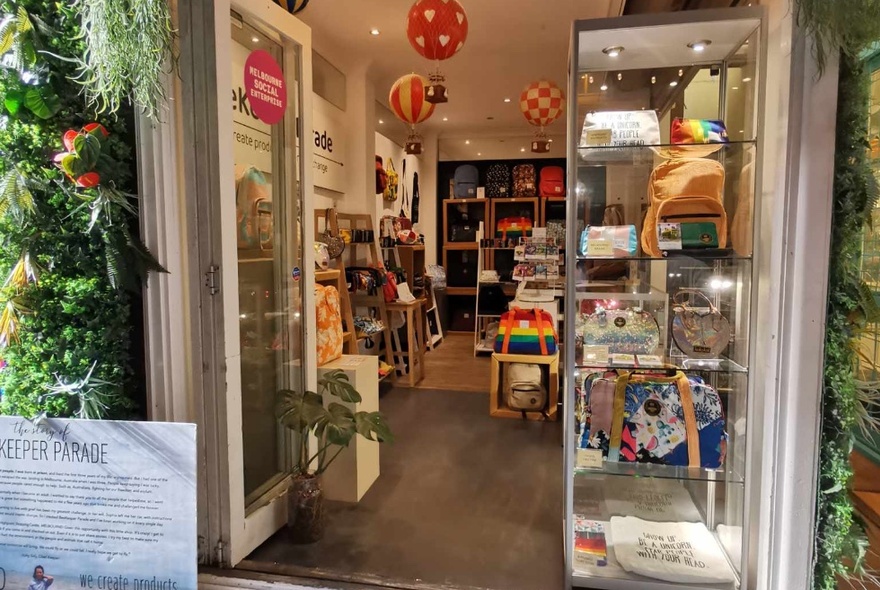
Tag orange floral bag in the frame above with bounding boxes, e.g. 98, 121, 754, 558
315, 284, 343, 366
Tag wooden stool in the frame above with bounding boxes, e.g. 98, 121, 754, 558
387, 299, 427, 387
489, 352, 559, 421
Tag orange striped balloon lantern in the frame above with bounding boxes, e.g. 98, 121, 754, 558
389, 73, 436, 154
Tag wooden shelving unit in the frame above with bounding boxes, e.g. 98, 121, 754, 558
396, 245, 426, 297
540, 196, 566, 226
442, 199, 489, 333
314, 209, 396, 383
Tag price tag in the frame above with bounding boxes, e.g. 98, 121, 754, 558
585, 128, 613, 145
587, 239, 613, 257
582, 345, 609, 365
577, 449, 604, 469
519, 320, 531, 329
532, 227, 547, 239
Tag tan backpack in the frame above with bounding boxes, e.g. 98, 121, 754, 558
641, 158, 727, 257
730, 160, 755, 256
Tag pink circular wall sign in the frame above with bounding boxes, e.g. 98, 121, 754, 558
244, 50, 287, 125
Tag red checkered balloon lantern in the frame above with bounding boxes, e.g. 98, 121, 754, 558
405, 0, 469, 104
389, 73, 436, 154
520, 80, 565, 153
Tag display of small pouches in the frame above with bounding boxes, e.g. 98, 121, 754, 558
578, 308, 661, 355
579, 225, 638, 258
314, 242, 330, 270
671, 289, 731, 358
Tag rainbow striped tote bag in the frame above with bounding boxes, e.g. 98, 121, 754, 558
495, 307, 558, 355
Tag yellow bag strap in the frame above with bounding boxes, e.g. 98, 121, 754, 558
607, 371, 701, 468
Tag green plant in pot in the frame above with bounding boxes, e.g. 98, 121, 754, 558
276, 369, 393, 543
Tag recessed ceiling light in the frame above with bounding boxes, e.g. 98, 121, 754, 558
651, 76, 656, 84
742, 77, 752, 82
465, 140, 470, 144
504, 98, 511, 103
600, 83, 608, 91
521, 147, 526, 152
602, 46, 624, 57
617, 73, 622, 81
477, 152, 482, 156
687, 40, 712, 52
670, 80, 678, 87
379, 119, 384, 124
589, 75, 594, 84
678, 69, 684, 77
252, 36, 260, 43
370, 28, 380, 36
548, 138, 553, 143
732, 86, 739, 90
443, 117, 448, 121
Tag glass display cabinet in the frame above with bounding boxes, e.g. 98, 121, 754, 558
564, 8, 764, 589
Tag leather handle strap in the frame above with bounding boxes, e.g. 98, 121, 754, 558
676, 373, 701, 468
673, 289, 718, 314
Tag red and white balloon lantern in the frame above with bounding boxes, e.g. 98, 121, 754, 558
405, 0, 469, 104
520, 80, 566, 153
389, 73, 436, 154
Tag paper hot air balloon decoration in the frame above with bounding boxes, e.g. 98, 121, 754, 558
520, 80, 565, 153
390, 74, 436, 154
406, 0, 469, 104
273, 0, 309, 14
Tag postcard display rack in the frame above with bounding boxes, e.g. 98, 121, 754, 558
564, 8, 763, 590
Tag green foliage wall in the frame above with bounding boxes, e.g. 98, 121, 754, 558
0, 0, 153, 419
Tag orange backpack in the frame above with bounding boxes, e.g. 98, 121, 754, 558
640, 158, 727, 257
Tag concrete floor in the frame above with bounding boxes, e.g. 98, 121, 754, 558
240, 386, 564, 590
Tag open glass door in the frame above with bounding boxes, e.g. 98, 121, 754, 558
213, 1, 315, 565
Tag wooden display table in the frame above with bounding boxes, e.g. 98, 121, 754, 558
386, 298, 427, 387
489, 352, 559, 421
318, 355, 379, 502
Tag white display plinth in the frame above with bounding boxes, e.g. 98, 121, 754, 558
318, 354, 380, 502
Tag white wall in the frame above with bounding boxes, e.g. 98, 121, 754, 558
374, 132, 439, 266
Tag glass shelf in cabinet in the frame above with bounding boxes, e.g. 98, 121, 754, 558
576, 251, 752, 263
576, 140, 757, 166
574, 458, 745, 485
576, 355, 748, 374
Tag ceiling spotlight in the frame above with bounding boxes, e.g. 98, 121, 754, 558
589, 75, 594, 84
617, 73, 622, 81
678, 69, 684, 77
670, 80, 678, 87
742, 77, 752, 82
370, 28, 380, 36
521, 147, 526, 152
465, 140, 470, 144
251, 36, 260, 43
651, 76, 656, 84
478, 152, 482, 156
548, 138, 553, 142
732, 86, 739, 90
602, 46, 624, 57
687, 40, 712, 52
600, 83, 608, 91
378, 119, 384, 124
443, 117, 448, 121
504, 98, 511, 103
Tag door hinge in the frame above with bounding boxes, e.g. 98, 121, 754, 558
205, 265, 220, 296
215, 540, 225, 565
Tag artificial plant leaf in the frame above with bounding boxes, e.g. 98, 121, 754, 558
4, 87, 23, 116
318, 368, 362, 403
58, 153, 85, 178
24, 86, 60, 119
0, 167, 34, 221
15, 7, 32, 33
0, 16, 16, 56
73, 131, 101, 170
63, 130, 78, 152
323, 402, 356, 446
354, 411, 394, 443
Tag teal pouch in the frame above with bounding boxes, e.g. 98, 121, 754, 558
681, 222, 719, 249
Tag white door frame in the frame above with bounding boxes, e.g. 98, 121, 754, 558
144, 0, 317, 567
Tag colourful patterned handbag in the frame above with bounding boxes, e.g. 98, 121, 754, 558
494, 307, 558, 355
580, 371, 727, 469
578, 308, 660, 355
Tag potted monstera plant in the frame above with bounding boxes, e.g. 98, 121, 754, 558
276, 369, 393, 543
